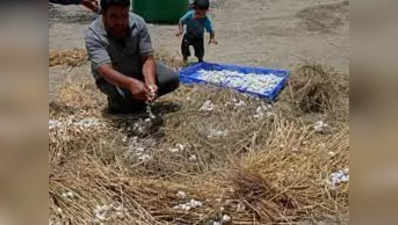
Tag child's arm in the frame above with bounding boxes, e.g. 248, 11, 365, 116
209, 32, 218, 45
176, 23, 184, 37
205, 17, 218, 45
176, 11, 192, 37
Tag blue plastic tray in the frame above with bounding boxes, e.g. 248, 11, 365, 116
179, 62, 290, 101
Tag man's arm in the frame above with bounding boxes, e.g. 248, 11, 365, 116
141, 55, 157, 101
142, 55, 157, 87
97, 64, 149, 101
97, 64, 139, 90
136, 17, 158, 101
85, 30, 149, 101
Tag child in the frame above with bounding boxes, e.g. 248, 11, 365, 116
176, 0, 218, 63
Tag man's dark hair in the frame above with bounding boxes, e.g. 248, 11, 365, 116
194, 0, 210, 10
100, 0, 130, 13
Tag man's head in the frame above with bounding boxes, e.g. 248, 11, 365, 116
100, 0, 131, 39
193, 0, 209, 18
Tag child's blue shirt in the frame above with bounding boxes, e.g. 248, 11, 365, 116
179, 10, 214, 38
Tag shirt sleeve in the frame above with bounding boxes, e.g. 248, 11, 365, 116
179, 10, 193, 25
84, 30, 112, 70
137, 23, 154, 57
49, 0, 82, 5
204, 16, 214, 33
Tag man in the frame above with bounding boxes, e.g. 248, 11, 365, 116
85, 0, 179, 114
49, 0, 99, 13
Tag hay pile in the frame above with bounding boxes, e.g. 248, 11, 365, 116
49, 51, 349, 225
49, 48, 88, 67
49, 48, 184, 70
281, 64, 349, 122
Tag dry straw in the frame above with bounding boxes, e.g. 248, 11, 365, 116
49, 49, 349, 225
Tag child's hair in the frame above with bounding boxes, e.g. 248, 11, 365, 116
193, 0, 210, 10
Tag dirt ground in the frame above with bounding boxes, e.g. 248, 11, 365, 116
49, 0, 349, 99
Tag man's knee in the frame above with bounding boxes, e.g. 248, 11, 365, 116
156, 63, 180, 96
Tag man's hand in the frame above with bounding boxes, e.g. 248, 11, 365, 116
146, 84, 158, 102
128, 80, 151, 102
208, 38, 218, 45
81, 0, 99, 13
176, 31, 183, 37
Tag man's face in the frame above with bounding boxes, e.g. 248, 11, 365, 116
103, 5, 129, 39
194, 9, 208, 18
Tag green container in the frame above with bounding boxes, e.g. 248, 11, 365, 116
131, 0, 190, 24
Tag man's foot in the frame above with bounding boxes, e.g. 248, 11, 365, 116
198, 58, 204, 63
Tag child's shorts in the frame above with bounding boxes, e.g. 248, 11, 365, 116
181, 34, 204, 60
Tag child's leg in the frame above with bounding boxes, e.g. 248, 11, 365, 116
181, 35, 191, 63
193, 37, 205, 62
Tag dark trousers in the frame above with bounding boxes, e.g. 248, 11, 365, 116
181, 34, 204, 61
96, 62, 179, 114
